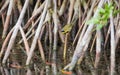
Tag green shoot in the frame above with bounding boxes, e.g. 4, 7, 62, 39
86, 3, 115, 30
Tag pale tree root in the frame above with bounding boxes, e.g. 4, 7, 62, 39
64, 55, 79, 71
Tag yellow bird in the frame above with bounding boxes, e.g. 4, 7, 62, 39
61, 24, 73, 34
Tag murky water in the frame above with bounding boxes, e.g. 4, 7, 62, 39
0, 48, 106, 75
0, 44, 90, 75
1, 46, 120, 75
0, 22, 120, 75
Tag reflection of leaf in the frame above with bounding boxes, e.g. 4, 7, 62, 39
61, 24, 72, 34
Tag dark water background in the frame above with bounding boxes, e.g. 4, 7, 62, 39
0, 21, 120, 75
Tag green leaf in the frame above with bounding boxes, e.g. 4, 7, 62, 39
113, 10, 120, 16
105, 3, 113, 10
87, 2, 114, 31
100, 20, 107, 25
101, 14, 109, 20
96, 24, 103, 30
86, 17, 99, 25
99, 8, 105, 14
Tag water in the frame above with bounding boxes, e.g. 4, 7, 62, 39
0, 22, 120, 75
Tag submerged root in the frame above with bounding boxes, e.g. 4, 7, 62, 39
64, 63, 76, 71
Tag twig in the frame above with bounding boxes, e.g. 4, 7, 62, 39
2, 0, 13, 38
38, 39, 45, 62
109, 3, 116, 75
23, 2, 45, 30
52, 0, 58, 74
0, 0, 9, 15
19, 26, 30, 55
94, 29, 102, 68
64, 0, 104, 71
0, 28, 14, 58
63, 0, 75, 63
26, 0, 49, 65
2, 0, 29, 64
